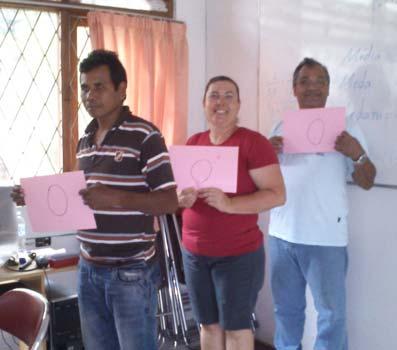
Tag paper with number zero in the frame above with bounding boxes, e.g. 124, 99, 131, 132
21, 171, 97, 233
283, 107, 346, 153
169, 145, 238, 193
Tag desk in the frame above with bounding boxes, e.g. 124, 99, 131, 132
0, 267, 45, 294
0, 265, 77, 293
0, 265, 77, 350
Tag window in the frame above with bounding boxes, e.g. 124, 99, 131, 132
0, 5, 90, 182
0, 0, 173, 183
1, 8, 61, 180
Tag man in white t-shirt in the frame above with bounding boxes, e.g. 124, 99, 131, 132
268, 57, 376, 350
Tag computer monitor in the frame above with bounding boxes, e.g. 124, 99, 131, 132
0, 186, 17, 266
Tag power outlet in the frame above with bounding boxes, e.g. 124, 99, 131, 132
35, 237, 51, 248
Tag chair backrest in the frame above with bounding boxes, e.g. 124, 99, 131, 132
0, 288, 49, 350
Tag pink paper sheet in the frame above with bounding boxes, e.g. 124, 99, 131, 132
21, 171, 97, 233
283, 107, 346, 153
169, 146, 239, 193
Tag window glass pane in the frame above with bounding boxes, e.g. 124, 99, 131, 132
0, 8, 61, 183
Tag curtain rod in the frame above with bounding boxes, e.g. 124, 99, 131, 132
0, 0, 184, 24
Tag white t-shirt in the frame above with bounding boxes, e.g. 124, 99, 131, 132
269, 119, 369, 247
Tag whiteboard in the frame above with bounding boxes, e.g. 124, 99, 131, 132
259, 0, 397, 186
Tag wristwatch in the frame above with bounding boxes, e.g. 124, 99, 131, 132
354, 153, 369, 165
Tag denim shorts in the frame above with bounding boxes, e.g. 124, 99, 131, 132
182, 244, 265, 330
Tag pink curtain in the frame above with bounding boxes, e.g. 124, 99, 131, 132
87, 11, 188, 145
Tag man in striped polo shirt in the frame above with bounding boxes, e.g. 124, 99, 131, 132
76, 50, 178, 350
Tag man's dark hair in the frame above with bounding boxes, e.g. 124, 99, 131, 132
79, 49, 127, 89
292, 57, 330, 87
203, 75, 240, 102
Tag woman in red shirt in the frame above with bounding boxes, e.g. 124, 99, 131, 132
179, 76, 285, 350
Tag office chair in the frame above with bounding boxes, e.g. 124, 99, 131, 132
0, 288, 50, 350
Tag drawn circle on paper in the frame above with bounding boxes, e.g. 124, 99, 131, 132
47, 184, 68, 216
306, 118, 325, 145
190, 159, 212, 187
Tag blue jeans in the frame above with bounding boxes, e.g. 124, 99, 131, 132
77, 258, 160, 350
269, 236, 348, 350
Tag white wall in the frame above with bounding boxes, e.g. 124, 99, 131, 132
175, 0, 207, 136
205, 0, 260, 131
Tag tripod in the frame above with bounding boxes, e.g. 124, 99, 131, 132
157, 214, 200, 349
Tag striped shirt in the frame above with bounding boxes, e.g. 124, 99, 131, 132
76, 106, 176, 265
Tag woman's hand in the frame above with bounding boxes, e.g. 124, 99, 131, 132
178, 187, 198, 208
198, 187, 231, 213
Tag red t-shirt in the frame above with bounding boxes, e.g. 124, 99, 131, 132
182, 127, 279, 257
